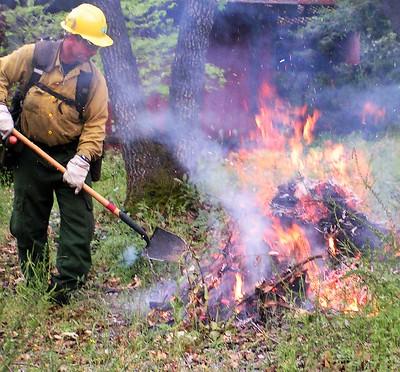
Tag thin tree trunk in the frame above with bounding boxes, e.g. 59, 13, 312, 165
0, 5, 7, 49
92, 0, 182, 208
169, 0, 217, 173
169, 0, 217, 131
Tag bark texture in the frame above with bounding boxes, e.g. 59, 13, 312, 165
0, 5, 7, 48
170, 0, 217, 126
169, 0, 217, 164
92, 0, 182, 208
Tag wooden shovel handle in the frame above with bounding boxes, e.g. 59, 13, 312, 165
11, 129, 150, 243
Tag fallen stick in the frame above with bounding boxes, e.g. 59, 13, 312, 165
238, 254, 324, 307
261, 254, 324, 295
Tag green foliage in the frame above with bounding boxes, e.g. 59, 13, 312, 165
218, 0, 229, 11
132, 33, 178, 96
90, 150, 135, 281
205, 63, 227, 91
92, 150, 127, 208
120, 0, 177, 96
358, 30, 400, 84
0, 5, 65, 56
122, 0, 176, 37
276, 0, 400, 107
299, 0, 398, 79
0, 173, 12, 244
121, 0, 225, 96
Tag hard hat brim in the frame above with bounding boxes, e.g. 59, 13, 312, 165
61, 21, 114, 47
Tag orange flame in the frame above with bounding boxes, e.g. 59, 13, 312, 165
314, 267, 372, 313
303, 111, 321, 145
251, 82, 320, 152
234, 273, 244, 302
224, 80, 376, 313
268, 222, 319, 283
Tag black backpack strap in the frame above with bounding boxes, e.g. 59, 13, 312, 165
75, 70, 92, 122
34, 81, 77, 108
24, 40, 61, 96
33, 40, 61, 72
31, 70, 93, 123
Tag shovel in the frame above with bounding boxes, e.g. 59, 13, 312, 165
11, 129, 187, 262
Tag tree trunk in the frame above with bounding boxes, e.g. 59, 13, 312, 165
91, 0, 182, 209
0, 5, 7, 48
169, 0, 217, 137
168, 0, 217, 172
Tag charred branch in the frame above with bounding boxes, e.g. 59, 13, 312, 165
271, 179, 389, 256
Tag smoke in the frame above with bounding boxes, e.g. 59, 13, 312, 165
109, 1, 400, 291
309, 84, 400, 136
114, 280, 178, 316
127, 107, 272, 285
122, 245, 139, 267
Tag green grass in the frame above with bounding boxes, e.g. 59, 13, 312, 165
273, 256, 400, 370
0, 171, 13, 244
0, 134, 399, 370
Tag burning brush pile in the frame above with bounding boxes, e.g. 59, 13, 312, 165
181, 179, 385, 321
148, 81, 394, 325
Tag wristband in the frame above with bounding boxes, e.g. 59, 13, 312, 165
79, 154, 90, 163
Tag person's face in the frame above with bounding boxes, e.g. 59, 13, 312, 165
61, 34, 99, 64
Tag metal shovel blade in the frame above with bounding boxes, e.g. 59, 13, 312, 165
142, 227, 187, 262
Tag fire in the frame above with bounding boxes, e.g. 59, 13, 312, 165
269, 221, 320, 284
270, 222, 309, 262
234, 273, 244, 302
250, 82, 320, 154
229, 80, 371, 216
222, 80, 376, 314
303, 111, 320, 145
180, 80, 378, 321
314, 266, 372, 313
361, 101, 386, 125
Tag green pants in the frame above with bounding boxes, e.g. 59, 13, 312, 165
10, 144, 94, 291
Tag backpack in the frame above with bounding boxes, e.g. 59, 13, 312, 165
1, 40, 103, 181
11, 40, 92, 125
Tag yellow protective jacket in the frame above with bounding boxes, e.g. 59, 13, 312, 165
0, 43, 109, 161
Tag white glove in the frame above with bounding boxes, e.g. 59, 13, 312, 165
0, 104, 13, 139
63, 155, 90, 194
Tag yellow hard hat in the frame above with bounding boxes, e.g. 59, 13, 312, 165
61, 3, 113, 47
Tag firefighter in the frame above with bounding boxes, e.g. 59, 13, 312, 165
0, 3, 113, 304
